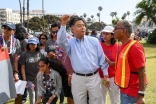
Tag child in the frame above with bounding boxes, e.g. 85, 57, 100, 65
36, 57, 62, 104
19, 37, 44, 104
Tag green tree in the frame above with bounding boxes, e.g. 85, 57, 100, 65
112, 17, 120, 26
110, 12, 114, 20
91, 15, 94, 21
88, 22, 106, 31
127, 11, 130, 20
43, 15, 61, 24
134, 0, 156, 25
87, 18, 91, 22
121, 13, 127, 20
147, 29, 156, 44
98, 6, 103, 22
114, 12, 117, 17
97, 13, 100, 22
83, 13, 87, 19
27, 17, 48, 31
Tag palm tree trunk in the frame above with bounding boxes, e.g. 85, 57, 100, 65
23, 0, 25, 25
27, 0, 29, 32
42, 0, 44, 30
19, 0, 22, 23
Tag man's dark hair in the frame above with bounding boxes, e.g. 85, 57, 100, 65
69, 17, 86, 28
50, 22, 60, 30
26, 44, 40, 51
14, 24, 28, 40
91, 30, 97, 35
50, 22, 60, 39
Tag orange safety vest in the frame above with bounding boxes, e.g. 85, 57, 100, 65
115, 40, 137, 88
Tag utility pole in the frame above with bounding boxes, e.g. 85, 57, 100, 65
42, 0, 45, 30
27, 0, 29, 32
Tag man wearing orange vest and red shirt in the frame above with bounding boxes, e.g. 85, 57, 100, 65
114, 20, 147, 104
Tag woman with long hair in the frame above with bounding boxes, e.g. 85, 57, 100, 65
39, 34, 48, 56
99, 26, 120, 104
19, 37, 44, 104
35, 57, 62, 104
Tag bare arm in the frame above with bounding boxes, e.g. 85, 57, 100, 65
137, 66, 146, 104
21, 65, 26, 81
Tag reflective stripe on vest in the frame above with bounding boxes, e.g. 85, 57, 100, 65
121, 41, 137, 87
115, 40, 137, 88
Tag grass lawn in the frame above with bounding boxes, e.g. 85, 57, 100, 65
6, 41, 156, 104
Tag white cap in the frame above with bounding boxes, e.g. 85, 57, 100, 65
101, 26, 114, 33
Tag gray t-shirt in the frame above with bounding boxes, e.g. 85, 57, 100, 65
20, 39, 28, 53
5, 38, 21, 67
19, 51, 44, 81
45, 39, 56, 53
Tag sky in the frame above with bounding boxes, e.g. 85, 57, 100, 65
1, 0, 142, 24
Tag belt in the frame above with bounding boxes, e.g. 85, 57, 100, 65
73, 70, 98, 76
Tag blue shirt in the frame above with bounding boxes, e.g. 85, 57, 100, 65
57, 26, 108, 75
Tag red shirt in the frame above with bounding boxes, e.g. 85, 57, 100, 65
119, 39, 145, 97
100, 42, 120, 78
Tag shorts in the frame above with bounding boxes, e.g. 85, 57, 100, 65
62, 75, 73, 98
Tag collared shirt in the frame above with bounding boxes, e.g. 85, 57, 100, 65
57, 26, 108, 75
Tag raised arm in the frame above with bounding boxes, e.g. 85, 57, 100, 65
57, 15, 71, 54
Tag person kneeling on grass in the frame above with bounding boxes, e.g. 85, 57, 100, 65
36, 57, 62, 104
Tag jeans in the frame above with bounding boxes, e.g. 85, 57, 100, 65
60, 89, 64, 103
120, 92, 137, 104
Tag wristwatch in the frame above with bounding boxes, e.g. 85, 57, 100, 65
138, 91, 145, 96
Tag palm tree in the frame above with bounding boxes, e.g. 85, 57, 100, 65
97, 13, 100, 22
19, 0, 22, 23
42, 0, 45, 30
110, 12, 114, 20
127, 11, 130, 20
121, 13, 127, 20
98, 6, 103, 22
23, 0, 25, 25
91, 15, 94, 22
114, 12, 117, 17
27, 0, 29, 32
134, 0, 156, 25
80, 15, 83, 18
83, 13, 87, 19
87, 18, 91, 22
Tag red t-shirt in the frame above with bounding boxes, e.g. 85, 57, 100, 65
99, 42, 120, 78
119, 39, 145, 97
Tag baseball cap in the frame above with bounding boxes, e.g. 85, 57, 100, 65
2, 22, 16, 30
101, 26, 114, 33
28, 37, 39, 44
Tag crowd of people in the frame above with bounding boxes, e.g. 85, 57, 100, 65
0, 14, 148, 104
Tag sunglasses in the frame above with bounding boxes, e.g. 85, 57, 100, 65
52, 30, 58, 34
3, 27, 13, 31
38, 66, 44, 69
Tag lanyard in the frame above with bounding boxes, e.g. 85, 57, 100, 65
2, 35, 15, 54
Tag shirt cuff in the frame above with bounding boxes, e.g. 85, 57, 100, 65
103, 68, 108, 76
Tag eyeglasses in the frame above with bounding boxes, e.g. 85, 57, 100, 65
114, 27, 125, 31
40, 38, 46, 40
3, 27, 13, 31
52, 30, 58, 34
